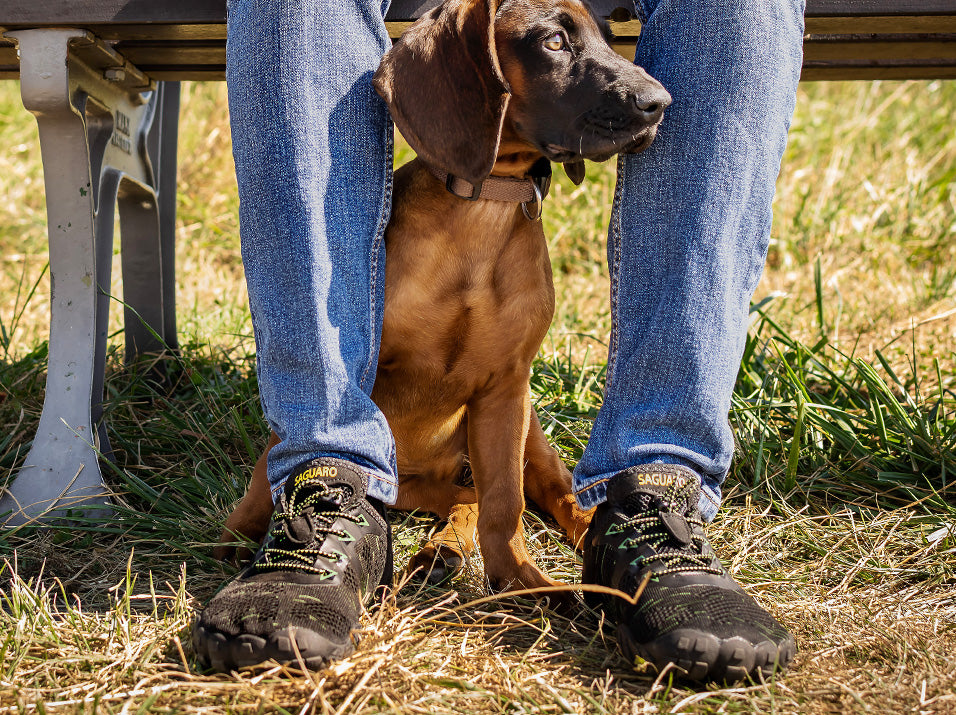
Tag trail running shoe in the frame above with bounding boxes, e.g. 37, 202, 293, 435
582, 464, 795, 682
193, 458, 392, 671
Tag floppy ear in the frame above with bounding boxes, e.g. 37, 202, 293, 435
373, 0, 509, 186
563, 160, 586, 185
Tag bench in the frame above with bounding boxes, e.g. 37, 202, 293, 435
1, 1, 954, 525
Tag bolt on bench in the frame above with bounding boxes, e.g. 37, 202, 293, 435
1, 0, 954, 526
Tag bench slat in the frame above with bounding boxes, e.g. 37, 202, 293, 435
805, 0, 956, 16
2, 2, 955, 81
806, 35, 956, 62
3, 0, 956, 24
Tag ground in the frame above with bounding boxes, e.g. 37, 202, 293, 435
1, 79, 954, 713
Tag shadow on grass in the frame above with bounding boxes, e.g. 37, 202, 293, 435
1, 318, 953, 710
2, 307, 954, 593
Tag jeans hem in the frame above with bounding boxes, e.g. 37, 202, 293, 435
269, 455, 398, 505
575, 463, 722, 522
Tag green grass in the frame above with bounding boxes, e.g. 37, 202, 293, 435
1, 78, 955, 712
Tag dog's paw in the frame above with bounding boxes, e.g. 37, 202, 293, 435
213, 531, 259, 566
565, 507, 595, 551
406, 543, 465, 584
486, 563, 579, 613
212, 541, 237, 563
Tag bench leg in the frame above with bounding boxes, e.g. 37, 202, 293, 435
1, 29, 172, 526
119, 179, 166, 359
122, 81, 180, 360
0, 29, 111, 525
153, 82, 180, 353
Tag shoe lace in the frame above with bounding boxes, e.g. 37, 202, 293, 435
613, 480, 723, 576
255, 481, 368, 577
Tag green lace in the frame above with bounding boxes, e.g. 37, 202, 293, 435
612, 480, 722, 576
255, 482, 366, 577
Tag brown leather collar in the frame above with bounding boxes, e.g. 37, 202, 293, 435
427, 161, 552, 220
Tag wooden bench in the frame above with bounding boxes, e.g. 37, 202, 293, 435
1, 1, 954, 525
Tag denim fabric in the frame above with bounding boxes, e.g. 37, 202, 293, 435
228, 0, 803, 514
226, 0, 399, 502
571, 0, 806, 519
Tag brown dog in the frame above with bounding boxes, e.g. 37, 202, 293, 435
217, 0, 670, 594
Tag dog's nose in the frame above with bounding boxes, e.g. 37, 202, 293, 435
632, 87, 672, 124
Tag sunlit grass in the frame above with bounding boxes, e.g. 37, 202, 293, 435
1, 78, 954, 712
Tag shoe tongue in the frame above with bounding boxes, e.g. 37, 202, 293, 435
285, 459, 368, 502
606, 464, 702, 545
281, 459, 369, 541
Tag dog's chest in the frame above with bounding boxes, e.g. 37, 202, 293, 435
382, 250, 551, 370
378, 201, 554, 402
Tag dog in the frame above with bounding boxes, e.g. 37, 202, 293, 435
216, 0, 670, 595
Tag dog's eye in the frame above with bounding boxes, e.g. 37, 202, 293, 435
543, 33, 566, 52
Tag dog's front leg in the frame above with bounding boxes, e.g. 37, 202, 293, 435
467, 383, 562, 594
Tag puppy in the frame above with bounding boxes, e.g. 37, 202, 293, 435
218, 0, 670, 595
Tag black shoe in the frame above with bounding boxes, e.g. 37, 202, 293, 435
193, 458, 392, 671
582, 464, 795, 682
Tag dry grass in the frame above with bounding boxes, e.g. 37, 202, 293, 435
1, 77, 955, 713
2, 505, 953, 713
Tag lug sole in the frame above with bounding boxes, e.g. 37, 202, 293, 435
193, 623, 355, 672
617, 624, 796, 683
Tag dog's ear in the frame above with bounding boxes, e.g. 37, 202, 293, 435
373, 0, 509, 186
563, 160, 586, 185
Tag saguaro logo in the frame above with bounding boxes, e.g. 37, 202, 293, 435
297, 465, 338, 484
636, 472, 686, 489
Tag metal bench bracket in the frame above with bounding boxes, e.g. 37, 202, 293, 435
1, 28, 179, 526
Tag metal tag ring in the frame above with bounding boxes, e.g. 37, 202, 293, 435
521, 181, 543, 221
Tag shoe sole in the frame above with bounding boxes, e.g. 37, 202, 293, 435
617, 625, 796, 683
193, 623, 355, 672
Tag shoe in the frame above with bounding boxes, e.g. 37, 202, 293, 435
582, 464, 795, 682
193, 457, 392, 671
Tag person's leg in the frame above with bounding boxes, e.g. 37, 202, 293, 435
574, 0, 804, 519
230, 0, 397, 505
193, 0, 396, 672
577, 0, 805, 682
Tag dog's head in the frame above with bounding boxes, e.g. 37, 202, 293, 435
373, 0, 671, 186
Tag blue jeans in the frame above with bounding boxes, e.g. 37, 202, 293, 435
227, 0, 398, 501
573, 0, 805, 519
227, 0, 805, 515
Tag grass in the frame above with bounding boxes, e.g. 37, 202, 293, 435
1, 77, 955, 713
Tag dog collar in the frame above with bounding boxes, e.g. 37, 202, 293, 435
427, 161, 552, 220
